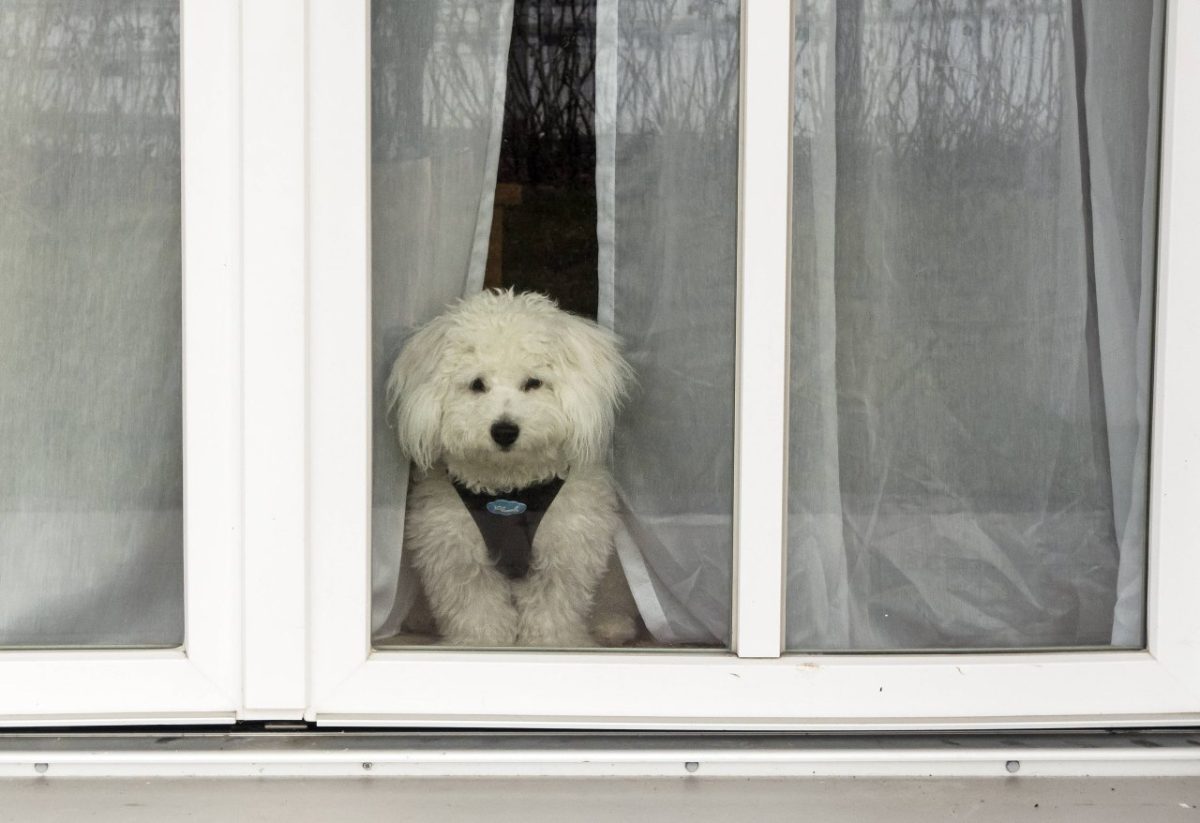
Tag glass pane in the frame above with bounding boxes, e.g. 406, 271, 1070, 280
786, 0, 1162, 651
371, 0, 739, 649
0, 1, 182, 648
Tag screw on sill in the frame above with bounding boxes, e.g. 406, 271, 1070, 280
362, 762, 374, 771
1005, 760, 1021, 774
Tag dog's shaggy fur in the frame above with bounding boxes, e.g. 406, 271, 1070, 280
387, 290, 635, 647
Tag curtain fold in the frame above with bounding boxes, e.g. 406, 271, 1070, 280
787, 0, 851, 650
1074, 0, 1163, 648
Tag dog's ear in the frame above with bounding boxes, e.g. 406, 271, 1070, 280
552, 314, 634, 467
385, 317, 450, 472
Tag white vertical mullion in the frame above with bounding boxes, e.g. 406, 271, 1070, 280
1150, 0, 1200, 690
733, 0, 792, 658
307, 0, 373, 714
240, 0, 309, 717
180, 0, 243, 704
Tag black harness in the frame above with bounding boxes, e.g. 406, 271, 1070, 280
451, 475, 566, 580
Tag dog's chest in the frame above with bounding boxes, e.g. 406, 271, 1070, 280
449, 476, 565, 579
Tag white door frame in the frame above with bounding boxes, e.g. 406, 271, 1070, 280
305, 0, 1200, 729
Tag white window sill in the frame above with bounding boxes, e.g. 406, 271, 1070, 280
2, 731, 1199, 779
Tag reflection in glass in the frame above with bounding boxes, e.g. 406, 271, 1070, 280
786, 0, 1162, 651
371, 0, 739, 649
0, 1, 183, 647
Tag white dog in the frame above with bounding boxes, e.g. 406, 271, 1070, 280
387, 289, 634, 647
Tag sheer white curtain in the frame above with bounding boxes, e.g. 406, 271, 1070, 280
0, 1, 183, 647
598, 0, 740, 645
371, 0, 514, 636
786, 0, 1163, 650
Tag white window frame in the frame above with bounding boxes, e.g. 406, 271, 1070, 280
305, 0, 1200, 729
0, 0, 244, 726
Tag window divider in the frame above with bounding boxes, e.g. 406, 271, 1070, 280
307, 0, 373, 716
240, 0, 310, 719
732, 0, 794, 659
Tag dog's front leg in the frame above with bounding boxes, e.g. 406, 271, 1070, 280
513, 561, 602, 648
434, 570, 519, 647
421, 563, 519, 647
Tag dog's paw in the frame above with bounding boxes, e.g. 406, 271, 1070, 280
516, 621, 596, 648
439, 626, 519, 647
516, 631, 597, 648
591, 613, 639, 647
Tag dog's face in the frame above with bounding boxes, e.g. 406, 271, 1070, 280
438, 339, 575, 471
387, 290, 632, 488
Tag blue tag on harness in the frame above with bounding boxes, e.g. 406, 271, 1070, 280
486, 499, 527, 516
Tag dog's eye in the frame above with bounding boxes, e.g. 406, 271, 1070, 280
469, 377, 487, 393
522, 377, 543, 392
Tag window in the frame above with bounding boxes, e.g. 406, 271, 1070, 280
369, 0, 738, 650
0, 0, 184, 649
0, 0, 241, 723
786, 0, 1161, 652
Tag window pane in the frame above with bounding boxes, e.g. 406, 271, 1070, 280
787, 0, 1162, 650
371, 0, 738, 649
0, 1, 182, 648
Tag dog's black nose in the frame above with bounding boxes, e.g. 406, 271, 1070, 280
490, 420, 520, 448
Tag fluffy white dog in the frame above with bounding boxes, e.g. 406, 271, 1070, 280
387, 290, 634, 647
